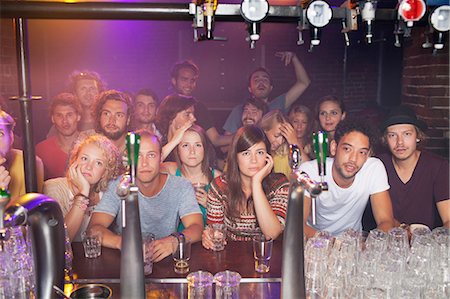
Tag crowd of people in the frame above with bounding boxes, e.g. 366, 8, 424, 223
0, 51, 448, 265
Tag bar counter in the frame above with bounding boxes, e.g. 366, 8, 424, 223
69, 239, 283, 298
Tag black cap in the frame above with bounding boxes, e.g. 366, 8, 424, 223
380, 105, 427, 132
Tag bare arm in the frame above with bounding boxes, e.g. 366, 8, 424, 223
437, 199, 450, 228
370, 190, 395, 232
88, 212, 122, 250
161, 121, 194, 161
275, 52, 311, 110
251, 155, 284, 239
206, 127, 233, 147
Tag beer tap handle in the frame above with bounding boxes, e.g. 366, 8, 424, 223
289, 144, 302, 171
0, 188, 11, 251
126, 132, 141, 186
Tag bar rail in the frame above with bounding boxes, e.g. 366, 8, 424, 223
1, 2, 401, 22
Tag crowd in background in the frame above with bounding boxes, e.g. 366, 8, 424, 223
0, 53, 448, 263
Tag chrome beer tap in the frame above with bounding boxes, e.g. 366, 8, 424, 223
119, 132, 145, 299
282, 144, 326, 299
4, 193, 65, 299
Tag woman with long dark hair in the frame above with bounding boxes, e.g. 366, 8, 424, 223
161, 125, 221, 230
202, 125, 289, 248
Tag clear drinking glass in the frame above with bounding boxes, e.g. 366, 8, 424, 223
207, 224, 226, 252
252, 234, 273, 273
187, 271, 213, 299
82, 230, 102, 259
142, 233, 155, 275
214, 270, 241, 299
173, 238, 191, 274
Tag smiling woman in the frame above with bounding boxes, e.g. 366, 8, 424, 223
43, 134, 121, 241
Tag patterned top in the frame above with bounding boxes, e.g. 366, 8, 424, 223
207, 173, 289, 241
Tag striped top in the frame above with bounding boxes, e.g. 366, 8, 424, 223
206, 173, 289, 241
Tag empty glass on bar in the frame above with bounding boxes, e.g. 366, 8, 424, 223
173, 238, 191, 274
252, 234, 273, 273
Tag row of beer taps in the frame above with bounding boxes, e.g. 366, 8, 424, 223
189, 0, 450, 51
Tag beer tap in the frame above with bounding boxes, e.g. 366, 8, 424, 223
282, 144, 326, 299
120, 132, 145, 299
4, 193, 65, 299
190, 1, 204, 42
360, 0, 377, 44
342, 0, 358, 46
240, 0, 270, 49
296, 0, 308, 46
204, 0, 217, 40
312, 131, 328, 225
430, 5, 450, 51
190, 0, 225, 41
306, 0, 333, 49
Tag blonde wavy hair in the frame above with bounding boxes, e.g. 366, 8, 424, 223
68, 134, 121, 193
258, 110, 290, 156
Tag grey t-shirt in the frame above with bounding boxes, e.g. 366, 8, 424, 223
94, 174, 201, 239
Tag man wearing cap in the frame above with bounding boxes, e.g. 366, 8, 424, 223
379, 105, 449, 228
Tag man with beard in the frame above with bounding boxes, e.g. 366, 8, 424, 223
170, 60, 233, 147
298, 119, 395, 237
223, 51, 310, 134
88, 130, 203, 262
241, 98, 268, 126
0, 110, 44, 199
378, 106, 449, 228
36, 93, 81, 179
81, 90, 132, 168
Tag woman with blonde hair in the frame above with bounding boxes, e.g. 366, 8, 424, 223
202, 125, 288, 248
43, 134, 121, 241
288, 104, 316, 160
259, 110, 309, 178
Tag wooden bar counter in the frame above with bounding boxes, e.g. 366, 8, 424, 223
69, 239, 283, 298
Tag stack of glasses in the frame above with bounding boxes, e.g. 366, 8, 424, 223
305, 226, 449, 299
0, 226, 36, 299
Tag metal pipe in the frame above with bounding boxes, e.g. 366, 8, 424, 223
281, 183, 306, 299
120, 186, 146, 298
0, 2, 400, 22
120, 132, 145, 298
13, 17, 39, 193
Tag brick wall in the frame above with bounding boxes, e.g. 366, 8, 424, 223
402, 27, 449, 159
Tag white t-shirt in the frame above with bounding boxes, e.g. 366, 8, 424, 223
298, 157, 390, 236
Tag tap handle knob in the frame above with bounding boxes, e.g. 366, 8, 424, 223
313, 131, 328, 177
0, 188, 11, 231
126, 132, 141, 185
289, 144, 302, 170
